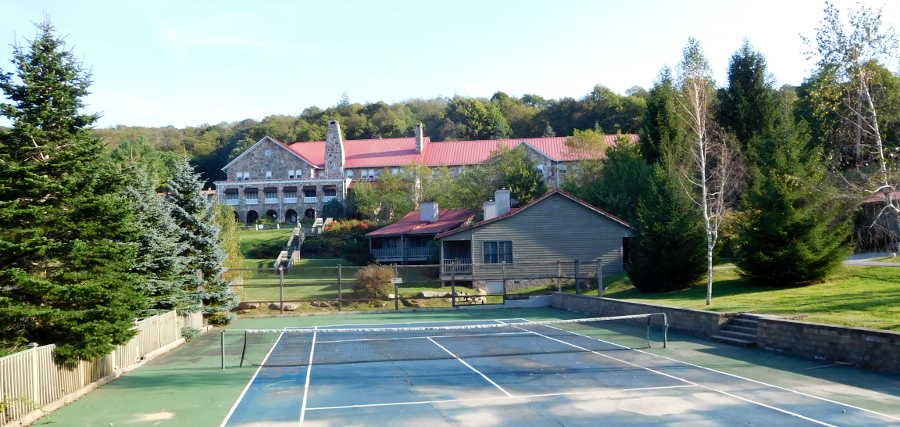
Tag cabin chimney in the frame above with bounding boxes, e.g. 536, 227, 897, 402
325, 120, 345, 178
483, 199, 497, 221
420, 202, 439, 223
415, 123, 426, 153
495, 187, 511, 216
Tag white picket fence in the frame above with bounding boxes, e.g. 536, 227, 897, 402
0, 310, 202, 426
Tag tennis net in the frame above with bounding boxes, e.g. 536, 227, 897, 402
238, 314, 667, 368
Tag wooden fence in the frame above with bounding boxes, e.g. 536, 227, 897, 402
0, 310, 202, 426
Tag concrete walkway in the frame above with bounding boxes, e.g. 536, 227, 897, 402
844, 252, 900, 267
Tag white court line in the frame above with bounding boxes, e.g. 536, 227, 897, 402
219, 330, 286, 427
299, 327, 318, 424
426, 337, 513, 397
305, 384, 695, 411
530, 323, 843, 426
316, 331, 532, 344
536, 321, 900, 422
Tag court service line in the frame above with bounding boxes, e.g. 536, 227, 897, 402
426, 337, 514, 397
305, 384, 696, 411
539, 322, 900, 423
532, 324, 840, 426
299, 327, 318, 424
219, 330, 286, 427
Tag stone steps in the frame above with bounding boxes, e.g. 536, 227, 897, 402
711, 315, 758, 348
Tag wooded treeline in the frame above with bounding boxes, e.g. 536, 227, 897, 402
92, 86, 648, 186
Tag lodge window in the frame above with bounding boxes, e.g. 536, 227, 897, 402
483, 241, 513, 264
391, 168, 399, 175
225, 192, 239, 205
347, 170, 354, 178
265, 171, 272, 179
288, 169, 295, 179
243, 172, 250, 180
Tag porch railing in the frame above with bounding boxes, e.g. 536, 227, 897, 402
303, 196, 317, 203
441, 258, 473, 274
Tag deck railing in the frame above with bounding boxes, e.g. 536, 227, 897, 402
441, 258, 473, 274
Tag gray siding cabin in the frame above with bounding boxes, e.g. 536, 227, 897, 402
436, 189, 632, 281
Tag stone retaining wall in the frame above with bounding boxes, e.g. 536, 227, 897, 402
756, 316, 900, 373
551, 293, 745, 338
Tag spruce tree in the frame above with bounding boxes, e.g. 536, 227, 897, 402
167, 159, 238, 324
736, 95, 852, 286
0, 21, 147, 361
627, 161, 707, 292
719, 39, 776, 153
639, 67, 685, 165
123, 166, 192, 315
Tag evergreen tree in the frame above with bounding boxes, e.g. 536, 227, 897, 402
718, 39, 775, 153
166, 159, 238, 324
562, 137, 652, 224
736, 94, 852, 286
639, 67, 685, 165
541, 124, 556, 137
627, 161, 707, 292
123, 166, 192, 315
0, 21, 147, 361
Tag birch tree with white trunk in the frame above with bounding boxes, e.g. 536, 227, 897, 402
804, 2, 900, 251
675, 38, 741, 305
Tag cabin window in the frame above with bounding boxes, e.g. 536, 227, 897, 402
483, 241, 513, 264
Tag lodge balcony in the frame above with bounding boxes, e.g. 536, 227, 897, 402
370, 246, 430, 263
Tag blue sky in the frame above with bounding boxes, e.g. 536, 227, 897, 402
1, 0, 898, 129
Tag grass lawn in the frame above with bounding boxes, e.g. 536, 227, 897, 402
548, 266, 900, 331
238, 227, 293, 253
231, 261, 482, 315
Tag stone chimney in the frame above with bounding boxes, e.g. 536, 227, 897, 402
415, 123, 426, 153
420, 202, 439, 222
483, 199, 497, 221
325, 120, 345, 178
495, 187, 511, 216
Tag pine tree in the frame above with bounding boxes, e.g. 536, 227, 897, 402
736, 94, 852, 286
640, 66, 685, 165
167, 159, 239, 324
541, 124, 556, 137
719, 39, 776, 153
627, 161, 707, 292
123, 166, 192, 315
0, 21, 147, 362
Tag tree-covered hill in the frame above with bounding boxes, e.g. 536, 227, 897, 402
91, 87, 648, 186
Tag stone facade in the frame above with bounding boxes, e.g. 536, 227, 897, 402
225, 136, 317, 181
324, 121, 345, 179
216, 122, 594, 223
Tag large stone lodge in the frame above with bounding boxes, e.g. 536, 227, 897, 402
215, 120, 637, 224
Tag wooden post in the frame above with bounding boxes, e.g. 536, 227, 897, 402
501, 262, 507, 302
279, 267, 285, 314
598, 259, 603, 297
451, 269, 456, 308
337, 264, 342, 312
557, 261, 561, 292
574, 259, 580, 295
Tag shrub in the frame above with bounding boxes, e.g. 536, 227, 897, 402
354, 265, 394, 298
323, 199, 346, 220
180, 327, 201, 341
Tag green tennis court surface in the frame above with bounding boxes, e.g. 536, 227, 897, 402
39, 308, 900, 426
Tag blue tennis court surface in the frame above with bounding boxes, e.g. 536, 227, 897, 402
220, 318, 899, 426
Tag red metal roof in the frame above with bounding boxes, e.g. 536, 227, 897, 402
285, 134, 636, 168
435, 189, 631, 239
366, 209, 477, 237
864, 191, 899, 204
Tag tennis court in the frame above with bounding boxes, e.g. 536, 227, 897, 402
219, 316, 899, 426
